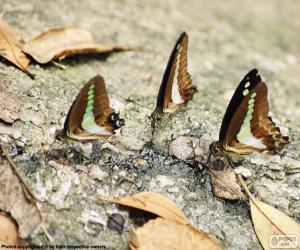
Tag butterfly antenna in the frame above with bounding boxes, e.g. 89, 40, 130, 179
116, 95, 153, 111
46, 129, 64, 157
46, 138, 57, 157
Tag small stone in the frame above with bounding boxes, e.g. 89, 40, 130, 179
234, 166, 252, 178
132, 158, 148, 168
250, 156, 268, 166
117, 136, 145, 151
197, 135, 213, 155
169, 136, 194, 160
78, 210, 107, 226
78, 143, 93, 158
156, 175, 174, 188
90, 165, 109, 181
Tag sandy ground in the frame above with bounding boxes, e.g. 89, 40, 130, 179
0, 0, 299, 249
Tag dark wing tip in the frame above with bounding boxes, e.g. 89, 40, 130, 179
178, 31, 188, 43
244, 68, 261, 85
90, 74, 105, 83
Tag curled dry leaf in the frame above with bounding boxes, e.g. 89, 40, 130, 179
23, 28, 132, 64
0, 146, 42, 238
238, 175, 300, 250
99, 191, 189, 225
0, 18, 32, 76
130, 218, 223, 250
208, 155, 246, 200
0, 93, 21, 123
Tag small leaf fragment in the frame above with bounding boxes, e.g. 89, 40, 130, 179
208, 157, 246, 200
23, 27, 132, 64
0, 18, 32, 76
208, 156, 246, 200
130, 218, 224, 250
0, 212, 19, 245
99, 191, 189, 225
0, 146, 42, 238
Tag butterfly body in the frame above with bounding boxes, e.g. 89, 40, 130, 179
211, 69, 289, 158
151, 32, 197, 135
64, 75, 124, 141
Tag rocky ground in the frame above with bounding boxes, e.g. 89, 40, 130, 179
0, 0, 299, 249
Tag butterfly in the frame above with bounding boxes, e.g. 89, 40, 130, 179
63, 75, 125, 140
210, 69, 289, 158
151, 32, 197, 135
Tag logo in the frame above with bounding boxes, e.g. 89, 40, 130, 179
269, 234, 299, 249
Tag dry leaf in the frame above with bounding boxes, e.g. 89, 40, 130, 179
208, 156, 246, 200
238, 175, 300, 250
0, 93, 21, 123
0, 146, 42, 238
23, 28, 131, 64
0, 212, 19, 245
99, 191, 189, 225
0, 212, 31, 249
0, 18, 32, 77
130, 218, 223, 250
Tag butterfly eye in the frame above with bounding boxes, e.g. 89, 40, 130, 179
110, 114, 117, 121
115, 120, 120, 128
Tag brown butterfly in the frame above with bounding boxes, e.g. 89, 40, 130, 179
151, 32, 197, 136
210, 69, 289, 159
63, 75, 125, 140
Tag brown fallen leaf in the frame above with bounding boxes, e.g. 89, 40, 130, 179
0, 93, 21, 123
0, 18, 33, 77
130, 218, 223, 250
0, 212, 30, 249
23, 28, 132, 64
0, 212, 19, 245
99, 191, 189, 225
238, 175, 300, 250
0, 146, 42, 239
208, 155, 246, 200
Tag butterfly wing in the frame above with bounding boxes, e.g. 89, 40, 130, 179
154, 32, 197, 115
219, 69, 289, 154
64, 75, 119, 140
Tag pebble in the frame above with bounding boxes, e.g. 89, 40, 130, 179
169, 136, 194, 160
132, 158, 148, 168
78, 209, 107, 226
90, 165, 109, 181
78, 143, 93, 158
156, 175, 175, 187
234, 166, 252, 178
117, 136, 145, 151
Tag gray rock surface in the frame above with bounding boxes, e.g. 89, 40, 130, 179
0, 0, 299, 249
